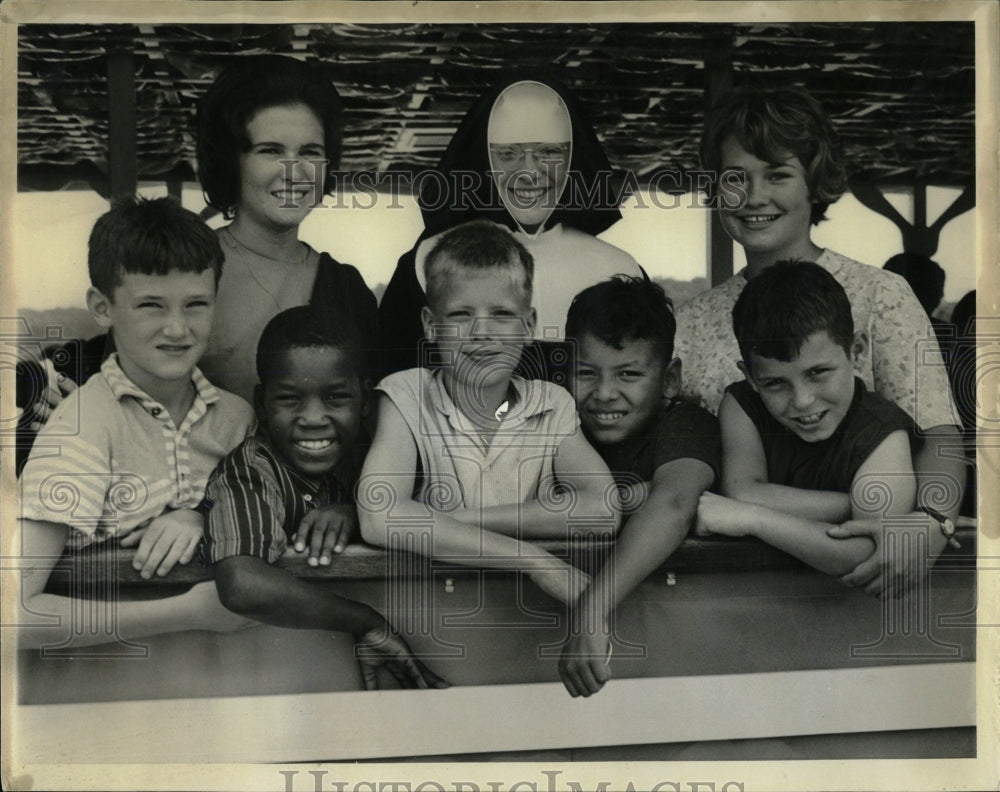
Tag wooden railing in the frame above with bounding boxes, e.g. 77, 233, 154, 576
53, 520, 977, 588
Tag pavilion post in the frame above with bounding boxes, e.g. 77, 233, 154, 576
705, 31, 734, 287
107, 49, 137, 202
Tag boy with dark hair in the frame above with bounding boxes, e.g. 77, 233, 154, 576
18, 197, 256, 649
359, 220, 619, 607
205, 305, 446, 690
698, 260, 919, 575
559, 275, 720, 697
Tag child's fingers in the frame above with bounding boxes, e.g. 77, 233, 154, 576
560, 675, 580, 698
318, 523, 349, 564
416, 660, 449, 689
131, 526, 162, 571
560, 664, 585, 698
360, 662, 379, 691
575, 661, 607, 697
294, 511, 318, 553
56, 372, 79, 396
32, 399, 54, 422
308, 519, 331, 566
178, 535, 200, 566
864, 574, 886, 598
155, 538, 190, 577
119, 527, 148, 548
402, 656, 448, 689
138, 533, 173, 580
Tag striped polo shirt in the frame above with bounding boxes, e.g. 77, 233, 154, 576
19, 355, 254, 545
204, 433, 355, 565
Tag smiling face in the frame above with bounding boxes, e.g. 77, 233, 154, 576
237, 103, 326, 233
573, 333, 679, 447
717, 136, 818, 265
421, 263, 535, 391
742, 330, 860, 443
256, 345, 365, 480
487, 82, 572, 233
88, 269, 216, 399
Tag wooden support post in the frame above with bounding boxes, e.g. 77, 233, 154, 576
913, 177, 927, 230
107, 50, 137, 202
166, 168, 183, 203
705, 31, 734, 286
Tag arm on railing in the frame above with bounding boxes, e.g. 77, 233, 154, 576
51, 520, 976, 590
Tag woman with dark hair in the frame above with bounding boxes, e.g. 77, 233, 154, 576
18, 55, 378, 429
378, 73, 643, 375
197, 54, 376, 401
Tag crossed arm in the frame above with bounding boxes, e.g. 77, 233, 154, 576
718, 393, 853, 523
357, 396, 618, 604
705, 394, 916, 576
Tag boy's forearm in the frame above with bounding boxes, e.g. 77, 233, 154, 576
749, 507, 876, 576
574, 494, 694, 627
914, 426, 967, 526
215, 556, 381, 635
726, 480, 852, 523
16, 518, 191, 650
360, 499, 565, 573
18, 591, 202, 651
455, 495, 619, 540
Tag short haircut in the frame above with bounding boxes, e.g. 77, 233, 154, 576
565, 275, 676, 362
423, 220, 534, 310
700, 85, 847, 225
883, 252, 945, 315
732, 260, 854, 365
256, 305, 365, 387
88, 196, 223, 298
197, 54, 343, 218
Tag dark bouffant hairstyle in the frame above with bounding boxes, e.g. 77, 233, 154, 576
197, 54, 343, 218
423, 220, 534, 310
565, 275, 677, 363
88, 196, 223, 297
256, 305, 365, 387
700, 85, 847, 226
732, 260, 854, 366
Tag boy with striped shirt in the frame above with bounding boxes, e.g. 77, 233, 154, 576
204, 306, 446, 690
18, 197, 256, 650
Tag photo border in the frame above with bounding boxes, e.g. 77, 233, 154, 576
1, 2, 997, 790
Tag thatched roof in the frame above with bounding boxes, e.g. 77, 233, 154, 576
16, 22, 975, 193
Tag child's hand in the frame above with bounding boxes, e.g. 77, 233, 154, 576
120, 509, 204, 579
527, 564, 591, 605
183, 581, 258, 632
355, 624, 449, 690
559, 624, 612, 697
293, 504, 358, 566
828, 517, 914, 598
694, 492, 753, 538
25, 356, 79, 428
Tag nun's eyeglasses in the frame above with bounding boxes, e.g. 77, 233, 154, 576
489, 143, 570, 164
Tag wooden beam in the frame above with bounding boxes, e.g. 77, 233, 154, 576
705, 30, 734, 286
166, 170, 183, 203
914, 177, 927, 229
51, 525, 975, 589
107, 50, 137, 201
12, 663, 975, 763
